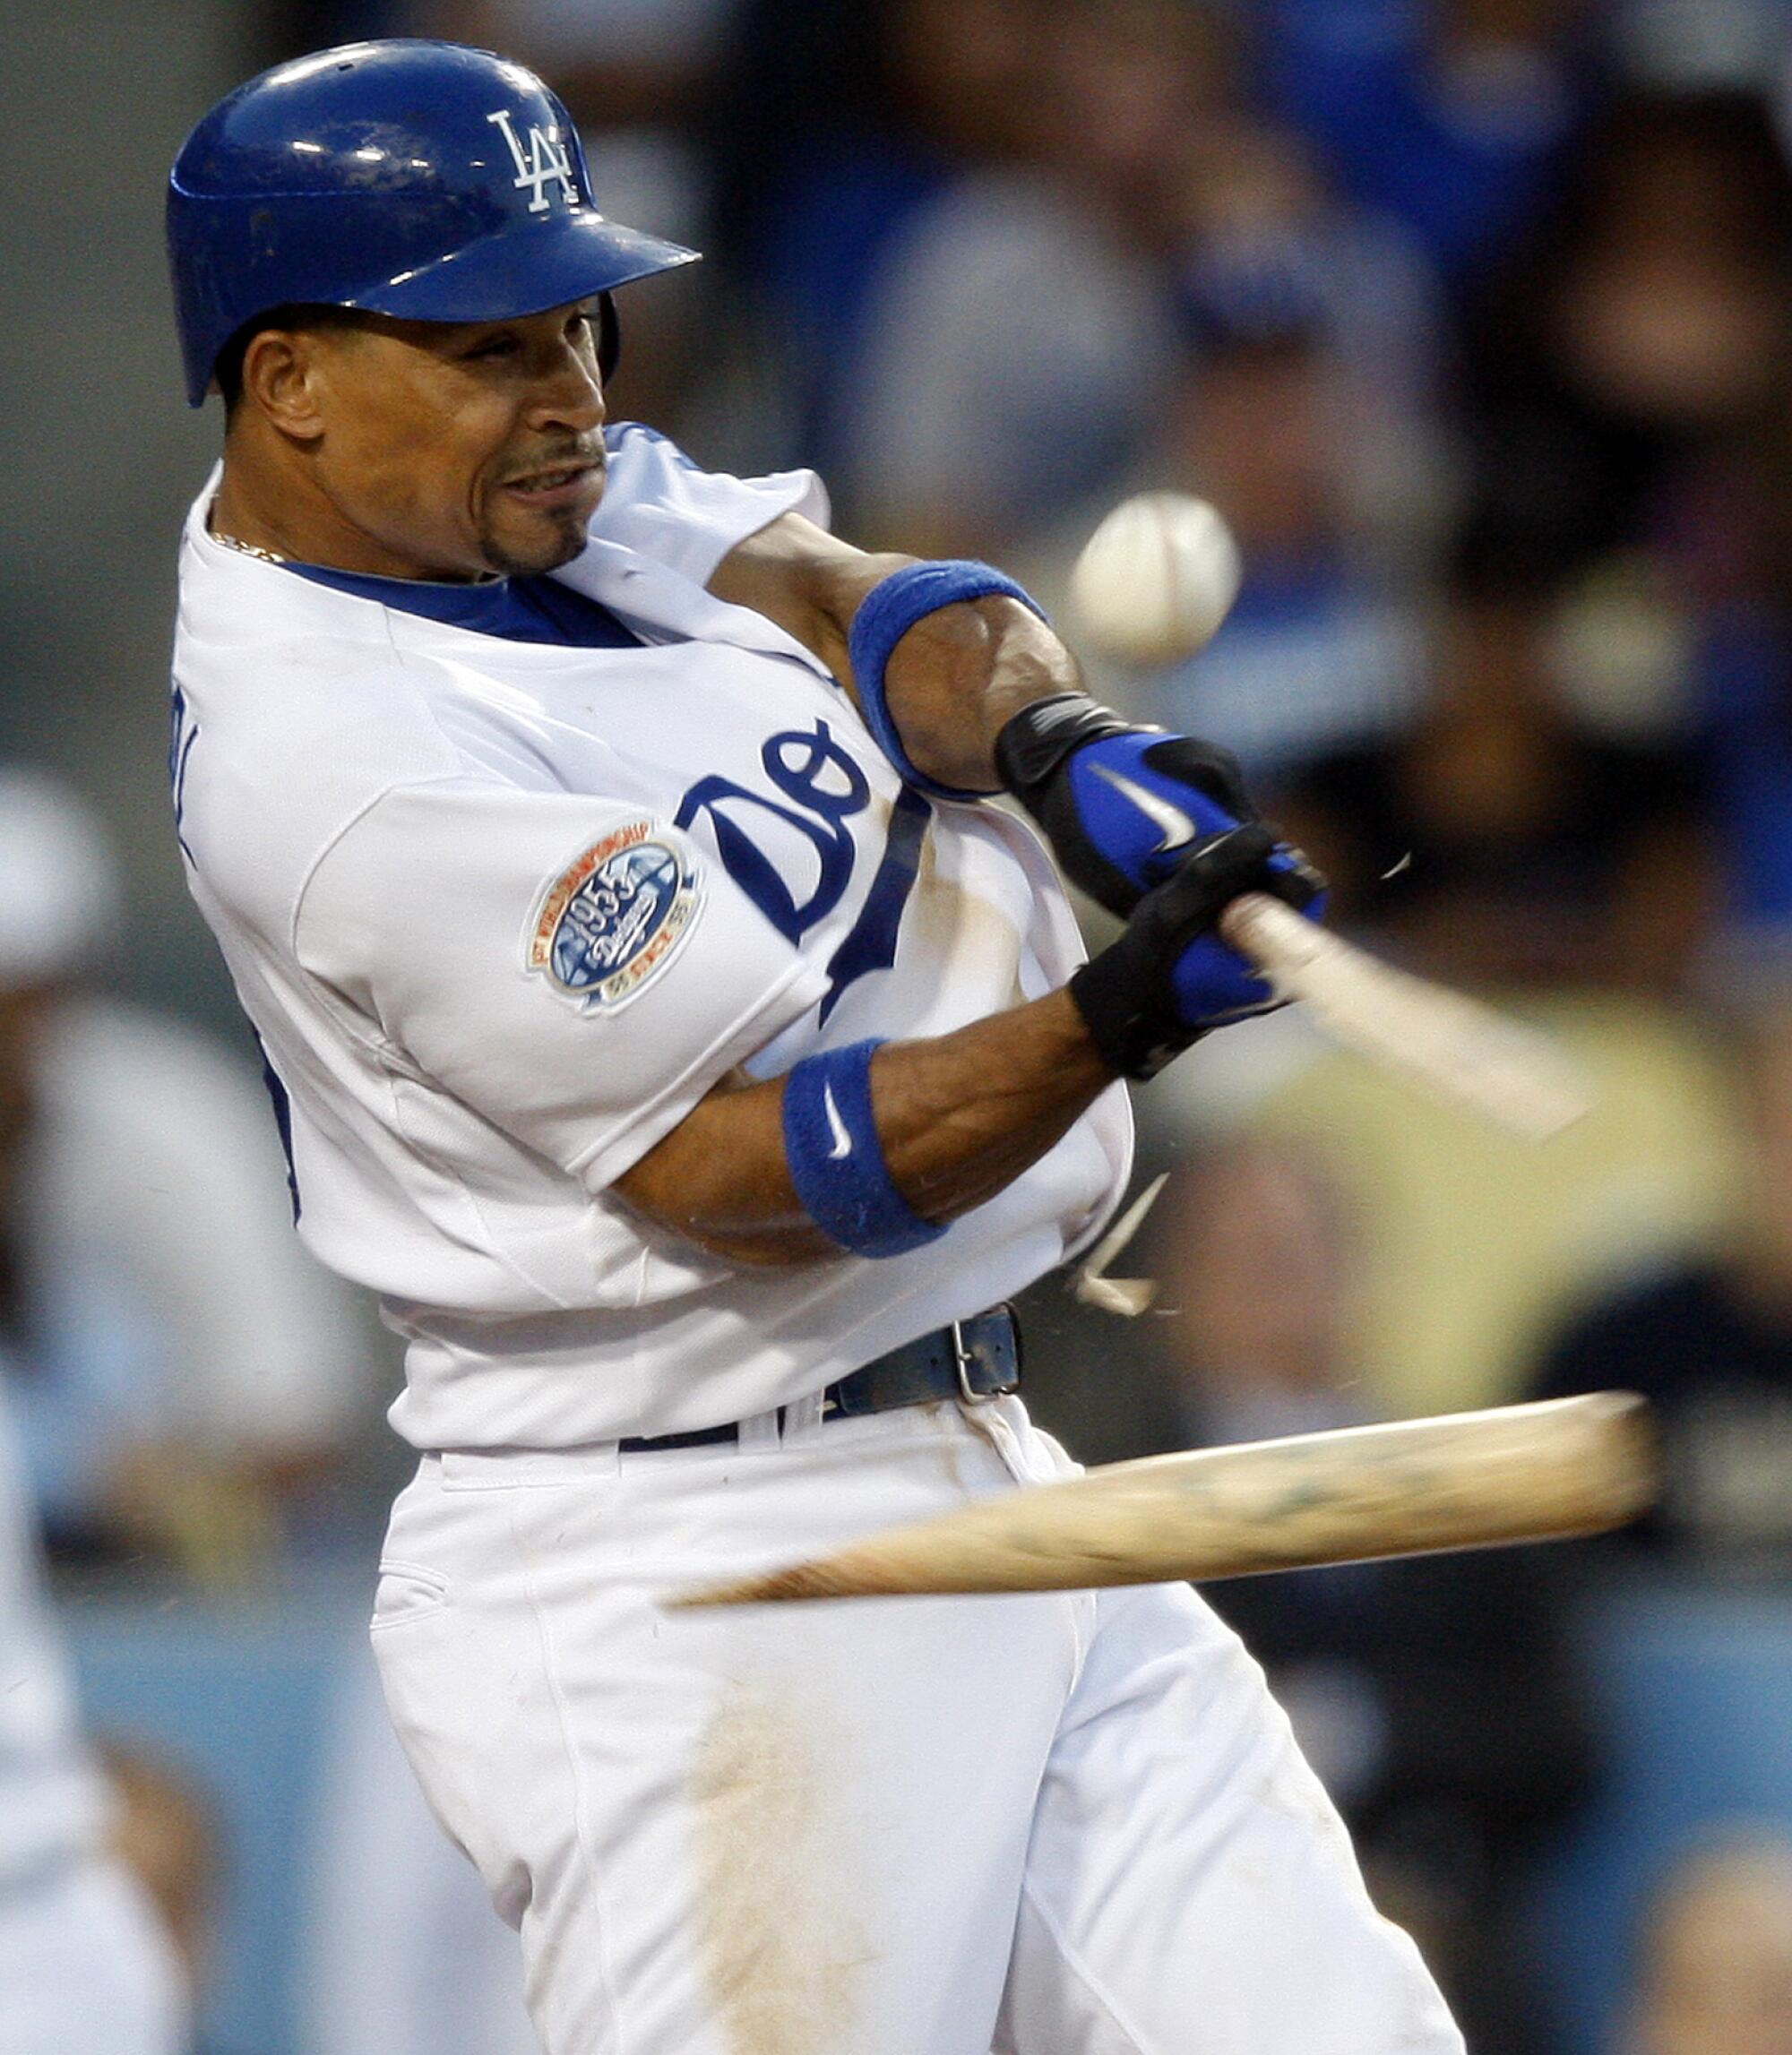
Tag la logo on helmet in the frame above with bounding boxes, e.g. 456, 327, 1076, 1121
486, 108, 577, 214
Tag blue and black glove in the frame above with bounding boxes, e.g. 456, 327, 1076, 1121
996, 692, 1268, 917
1070, 821, 1327, 1079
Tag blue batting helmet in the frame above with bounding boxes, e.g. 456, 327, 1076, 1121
167, 39, 699, 406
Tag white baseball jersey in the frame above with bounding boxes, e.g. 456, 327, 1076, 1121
170, 425, 1132, 1450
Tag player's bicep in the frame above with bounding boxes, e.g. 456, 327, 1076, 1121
297, 779, 827, 1191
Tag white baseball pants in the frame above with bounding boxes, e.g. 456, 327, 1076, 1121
373, 1396, 1463, 2055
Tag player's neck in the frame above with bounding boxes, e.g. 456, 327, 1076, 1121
211, 437, 482, 583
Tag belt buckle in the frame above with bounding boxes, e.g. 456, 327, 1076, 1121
952, 1315, 1017, 1406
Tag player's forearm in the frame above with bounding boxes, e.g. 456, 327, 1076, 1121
615, 821, 1321, 1265
864, 989, 1115, 1217
612, 991, 1112, 1266
872, 593, 1084, 794
708, 512, 1079, 792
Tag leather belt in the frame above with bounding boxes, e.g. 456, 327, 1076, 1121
618, 1305, 1021, 1453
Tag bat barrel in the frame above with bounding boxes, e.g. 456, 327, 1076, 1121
670, 1393, 1658, 1606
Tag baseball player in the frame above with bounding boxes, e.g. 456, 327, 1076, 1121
165, 40, 1462, 2055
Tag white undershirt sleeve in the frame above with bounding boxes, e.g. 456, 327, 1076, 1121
590, 423, 831, 588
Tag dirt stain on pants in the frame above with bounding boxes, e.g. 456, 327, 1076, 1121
689, 1676, 872, 2055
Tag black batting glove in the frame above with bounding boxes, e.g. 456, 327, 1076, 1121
1070, 824, 1328, 1079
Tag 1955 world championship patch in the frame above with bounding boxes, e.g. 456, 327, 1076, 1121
526, 822, 701, 1011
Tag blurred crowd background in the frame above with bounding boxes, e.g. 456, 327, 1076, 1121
11, 0, 1792, 2050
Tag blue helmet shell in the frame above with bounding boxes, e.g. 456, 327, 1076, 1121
167, 39, 699, 405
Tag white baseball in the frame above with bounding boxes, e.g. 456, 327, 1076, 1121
1068, 491, 1242, 666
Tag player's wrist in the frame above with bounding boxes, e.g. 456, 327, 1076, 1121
780, 1041, 948, 1260
998, 696, 1167, 918
847, 560, 1049, 801
1068, 958, 1207, 1082
993, 692, 1139, 801
997, 701, 1266, 919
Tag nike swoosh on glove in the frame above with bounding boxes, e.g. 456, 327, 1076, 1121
995, 692, 1260, 916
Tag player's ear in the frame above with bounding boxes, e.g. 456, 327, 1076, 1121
238, 326, 329, 443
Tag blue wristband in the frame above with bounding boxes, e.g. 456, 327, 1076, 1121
781, 1040, 947, 1260
847, 560, 1048, 801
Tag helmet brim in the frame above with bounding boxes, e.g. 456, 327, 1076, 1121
352, 208, 700, 325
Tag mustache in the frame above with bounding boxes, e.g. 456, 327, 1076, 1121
498, 442, 605, 485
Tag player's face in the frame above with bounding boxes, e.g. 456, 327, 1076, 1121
308, 300, 608, 580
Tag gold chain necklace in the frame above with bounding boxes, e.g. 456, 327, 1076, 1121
211, 528, 289, 565
210, 527, 502, 586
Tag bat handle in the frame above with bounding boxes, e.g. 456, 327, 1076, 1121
1218, 891, 1325, 983
1214, 889, 1592, 1142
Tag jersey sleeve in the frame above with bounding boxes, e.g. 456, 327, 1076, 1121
296, 778, 828, 1192
590, 422, 832, 587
